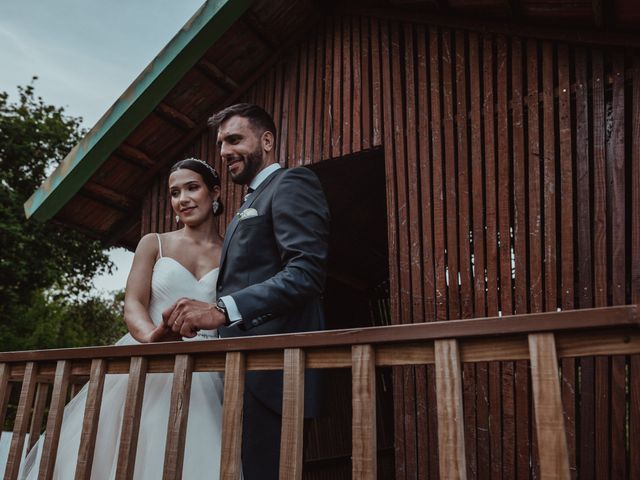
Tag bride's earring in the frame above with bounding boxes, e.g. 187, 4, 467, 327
212, 200, 220, 214
175, 215, 180, 224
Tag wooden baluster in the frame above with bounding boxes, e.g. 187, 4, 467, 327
0, 364, 11, 432
115, 357, 148, 480
528, 333, 570, 479
162, 354, 194, 480
38, 360, 71, 479
279, 349, 305, 480
5, 362, 37, 480
75, 359, 107, 480
220, 352, 245, 480
434, 339, 467, 480
27, 383, 49, 453
352, 344, 377, 480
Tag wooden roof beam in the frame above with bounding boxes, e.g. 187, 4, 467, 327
156, 102, 197, 130
81, 183, 135, 211
117, 143, 155, 168
196, 58, 239, 92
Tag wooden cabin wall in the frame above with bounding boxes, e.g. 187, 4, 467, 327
139, 14, 640, 480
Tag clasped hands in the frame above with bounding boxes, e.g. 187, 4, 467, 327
157, 298, 227, 339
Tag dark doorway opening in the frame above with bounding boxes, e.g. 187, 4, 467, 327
304, 148, 394, 479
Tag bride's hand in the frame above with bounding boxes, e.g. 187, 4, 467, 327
138, 323, 182, 343
163, 298, 226, 338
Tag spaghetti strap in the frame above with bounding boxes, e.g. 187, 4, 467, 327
156, 233, 163, 258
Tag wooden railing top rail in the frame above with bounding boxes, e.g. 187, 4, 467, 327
0, 305, 637, 363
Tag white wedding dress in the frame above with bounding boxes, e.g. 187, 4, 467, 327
3, 237, 226, 479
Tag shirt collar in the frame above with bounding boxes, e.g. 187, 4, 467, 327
248, 163, 282, 191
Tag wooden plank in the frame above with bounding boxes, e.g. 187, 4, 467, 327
528, 333, 570, 479
285, 48, 298, 168
360, 16, 370, 151
352, 345, 377, 480
304, 35, 315, 165
322, 19, 333, 160
38, 360, 71, 479
434, 340, 466, 479
331, 17, 342, 158
312, 26, 324, 162
342, 17, 352, 156
430, 26, 447, 324
542, 41, 557, 313
608, 52, 627, 480
115, 357, 148, 480
27, 383, 48, 453
631, 54, 640, 480
220, 352, 245, 480
5, 362, 37, 480
442, 28, 461, 321
295, 40, 307, 165
279, 349, 305, 480
162, 355, 194, 479
351, 16, 362, 153
527, 39, 543, 314
75, 359, 107, 480
371, 17, 382, 147
592, 49, 609, 480
0, 364, 11, 429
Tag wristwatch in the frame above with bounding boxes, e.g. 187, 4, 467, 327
215, 298, 231, 326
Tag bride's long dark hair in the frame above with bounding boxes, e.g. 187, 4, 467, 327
170, 158, 224, 217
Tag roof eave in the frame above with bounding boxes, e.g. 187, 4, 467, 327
24, 0, 253, 221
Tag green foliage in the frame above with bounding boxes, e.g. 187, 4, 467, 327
0, 80, 124, 351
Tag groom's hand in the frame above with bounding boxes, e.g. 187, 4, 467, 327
163, 298, 226, 338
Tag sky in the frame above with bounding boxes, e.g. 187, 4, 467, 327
0, 0, 206, 295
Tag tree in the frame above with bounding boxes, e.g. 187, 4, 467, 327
0, 80, 126, 351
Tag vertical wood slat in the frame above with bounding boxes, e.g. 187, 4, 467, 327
528, 333, 570, 480
279, 349, 305, 480
38, 360, 71, 480
163, 354, 195, 480
27, 383, 49, 452
115, 357, 148, 480
220, 352, 245, 480
434, 340, 467, 480
75, 359, 107, 480
352, 345, 377, 480
5, 362, 37, 480
0, 364, 10, 428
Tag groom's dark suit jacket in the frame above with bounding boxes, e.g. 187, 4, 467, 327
217, 166, 330, 416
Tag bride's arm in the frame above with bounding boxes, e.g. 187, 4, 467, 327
124, 234, 178, 343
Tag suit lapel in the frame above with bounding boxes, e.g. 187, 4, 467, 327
218, 168, 284, 275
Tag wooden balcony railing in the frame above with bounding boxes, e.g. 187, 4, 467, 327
0, 305, 638, 480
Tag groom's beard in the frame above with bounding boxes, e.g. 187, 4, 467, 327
229, 147, 263, 186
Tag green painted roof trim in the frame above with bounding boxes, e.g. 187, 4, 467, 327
24, 0, 252, 221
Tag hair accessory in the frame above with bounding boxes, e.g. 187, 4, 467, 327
183, 158, 219, 180
212, 200, 220, 214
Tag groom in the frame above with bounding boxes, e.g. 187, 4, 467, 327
165, 103, 330, 479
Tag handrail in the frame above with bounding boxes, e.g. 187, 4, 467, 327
0, 305, 638, 480
0, 305, 636, 363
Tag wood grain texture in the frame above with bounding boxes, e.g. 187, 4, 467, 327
27, 382, 48, 453
220, 352, 245, 480
0, 364, 10, 431
163, 355, 194, 480
5, 362, 37, 480
75, 359, 107, 480
38, 360, 71, 479
279, 349, 305, 480
434, 340, 466, 479
115, 357, 148, 480
352, 345, 377, 479
528, 333, 570, 480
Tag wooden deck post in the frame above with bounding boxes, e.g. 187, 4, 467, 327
220, 351, 246, 480
115, 356, 148, 480
352, 344, 377, 480
434, 339, 467, 480
38, 360, 71, 479
279, 348, 305, 480
75, 358, 107, 480
528, 333, 570, 479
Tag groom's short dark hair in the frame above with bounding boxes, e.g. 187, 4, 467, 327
208, 103, 277, 140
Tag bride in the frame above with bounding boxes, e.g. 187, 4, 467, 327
17, 158, 228, 479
